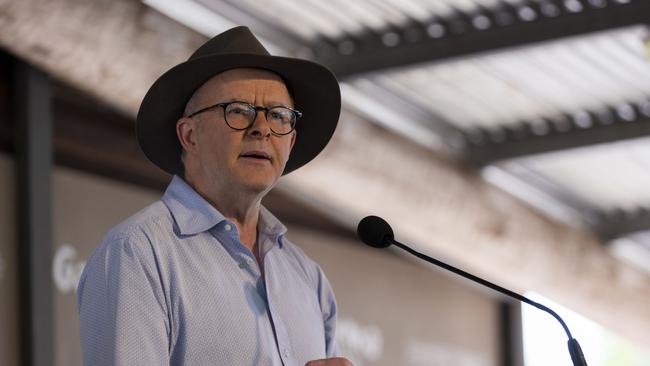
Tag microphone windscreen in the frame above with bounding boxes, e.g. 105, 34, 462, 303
357, 216, 394, 248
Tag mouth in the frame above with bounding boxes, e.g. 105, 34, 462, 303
239, 150, 272, 162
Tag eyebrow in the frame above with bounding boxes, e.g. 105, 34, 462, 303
226, 99, 293, 108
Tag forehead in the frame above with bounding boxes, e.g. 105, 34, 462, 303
195, 68, 291, 102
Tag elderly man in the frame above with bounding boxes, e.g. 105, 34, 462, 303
77, 26, 351, 366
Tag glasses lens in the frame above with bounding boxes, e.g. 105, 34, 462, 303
225, 102, 255, 129
267, 107, 296, 135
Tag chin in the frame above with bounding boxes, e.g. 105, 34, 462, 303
237, 174, 277, 194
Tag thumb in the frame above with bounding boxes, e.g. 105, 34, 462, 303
305, 357, 353, 366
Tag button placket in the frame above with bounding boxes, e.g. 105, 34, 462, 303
262, 253, 292, 364
237, 253, 261, 278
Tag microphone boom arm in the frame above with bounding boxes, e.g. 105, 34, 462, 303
387, 237, 588, 366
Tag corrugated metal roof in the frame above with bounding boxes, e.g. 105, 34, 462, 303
146, 0, 650, 269
371, 25, 650, 129
511, 137, 650, 212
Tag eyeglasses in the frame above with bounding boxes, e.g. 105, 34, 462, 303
186, 100, 302, 136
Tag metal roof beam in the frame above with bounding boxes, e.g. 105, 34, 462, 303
314, 0, 650, 78
594, 208, 650, 241
463, 102, 650, 165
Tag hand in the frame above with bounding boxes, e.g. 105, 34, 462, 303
305, 357, 353, 366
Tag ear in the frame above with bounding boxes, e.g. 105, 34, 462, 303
176, 117, 200, 156
288, 129, 297, 151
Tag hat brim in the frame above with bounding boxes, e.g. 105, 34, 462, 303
136, 53, 341, 176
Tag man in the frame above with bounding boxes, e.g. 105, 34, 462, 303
77, 26, 352, 366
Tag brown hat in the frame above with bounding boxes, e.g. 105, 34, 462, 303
136, 26, 341, 175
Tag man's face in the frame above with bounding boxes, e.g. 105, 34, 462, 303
179, 68, 296, 197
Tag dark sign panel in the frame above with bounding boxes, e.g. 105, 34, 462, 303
0, 154, 19, 366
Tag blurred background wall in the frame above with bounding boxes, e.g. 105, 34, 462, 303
1, 0, 650, 365
0, 53, 505, 365
0, 151, 503, 366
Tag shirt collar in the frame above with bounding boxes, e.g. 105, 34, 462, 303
162, 175, 288, 241
258, 205, 288, 246
162, 175, 226, 236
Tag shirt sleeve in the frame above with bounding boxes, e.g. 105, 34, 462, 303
76, 230, 170, 366
316, 265, 339, 358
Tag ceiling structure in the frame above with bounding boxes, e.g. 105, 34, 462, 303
144, 0, 650, 273
2, 0, 650, 346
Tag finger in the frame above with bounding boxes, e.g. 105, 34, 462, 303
305, 357, 353, 366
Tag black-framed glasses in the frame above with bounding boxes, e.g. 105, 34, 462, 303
186, 100, 302, 136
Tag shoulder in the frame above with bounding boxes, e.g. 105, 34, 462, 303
77, 201, 173, 320
279, 235, 326, 285
280, 236, 317, 264
83, 200, 173, 274
279, 234, 338, 314
103, 200, 173, 243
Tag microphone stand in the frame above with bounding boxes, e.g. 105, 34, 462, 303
387, 237, 588, 366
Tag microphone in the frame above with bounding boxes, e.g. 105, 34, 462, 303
357, 215, 588, 366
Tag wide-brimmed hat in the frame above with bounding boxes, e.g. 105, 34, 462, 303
136, 26, 341, 175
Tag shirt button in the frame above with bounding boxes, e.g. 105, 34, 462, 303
224, 224, 232, 231
282, 348, 290, 358
246, 257, 254, 266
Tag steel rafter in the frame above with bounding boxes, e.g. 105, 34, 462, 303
593, 207, 650, 241
312, 0, 650, 78
464, 101, 650, 165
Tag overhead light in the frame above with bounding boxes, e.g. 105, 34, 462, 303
610, 236, 650, 274
142, 0, 282, 55
143, 0, 236, 37
644, 27, 650, 60
480, 164, 586, 225
340, 82, 450, 153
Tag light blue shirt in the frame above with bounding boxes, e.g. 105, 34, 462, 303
77, 176, 339, 365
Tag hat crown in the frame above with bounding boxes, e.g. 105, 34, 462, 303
137, 26, 340, 176
189, 26, 270, 60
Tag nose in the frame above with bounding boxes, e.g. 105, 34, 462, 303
246, 110, 271, 139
